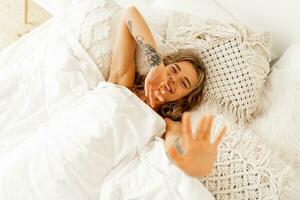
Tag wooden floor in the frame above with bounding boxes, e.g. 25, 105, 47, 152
0, 0, 52, 50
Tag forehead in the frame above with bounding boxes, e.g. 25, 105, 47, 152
175, 61, 199, 87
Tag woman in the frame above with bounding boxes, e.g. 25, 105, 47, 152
107, 6, 227, 178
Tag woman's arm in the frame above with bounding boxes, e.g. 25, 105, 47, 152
124, 6, 163, 68
107, 6, 163, 87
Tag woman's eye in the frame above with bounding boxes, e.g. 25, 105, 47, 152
171, 66, 177, 73
181, 81, 186, 88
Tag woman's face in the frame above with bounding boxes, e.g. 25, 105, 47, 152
158, 61, 199, 103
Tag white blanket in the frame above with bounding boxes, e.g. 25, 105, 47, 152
0, 17, 213, 199
0, 18, 103, 153
0, 81, 166, 199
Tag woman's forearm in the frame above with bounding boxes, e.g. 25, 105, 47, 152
123, 6, 163, 68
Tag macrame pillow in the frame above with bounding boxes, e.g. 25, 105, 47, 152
189, 108, 292, 200
166, 11, 272, 123
61, 0, 175, 80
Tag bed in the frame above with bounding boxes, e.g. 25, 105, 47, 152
1, 0, 299, 199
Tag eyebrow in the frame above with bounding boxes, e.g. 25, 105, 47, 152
175, 63, 192, 88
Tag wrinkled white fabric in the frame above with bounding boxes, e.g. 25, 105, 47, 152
100, 138, 214, 200
0, 17, 104, 151
0, 81, 166, 200
0, 17, 167, 199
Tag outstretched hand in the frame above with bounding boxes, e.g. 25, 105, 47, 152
167, 112, 227, 177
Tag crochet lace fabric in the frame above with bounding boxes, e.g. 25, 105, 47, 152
193, 110, 291, 200
62, 0, 174, 80
61, 0, 122, 80
166, 12, 272, 124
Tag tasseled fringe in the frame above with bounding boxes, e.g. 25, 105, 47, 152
201, 90, 253, 125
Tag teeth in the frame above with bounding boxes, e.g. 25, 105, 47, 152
164, 86, 168, 93
167, 85, 171, 93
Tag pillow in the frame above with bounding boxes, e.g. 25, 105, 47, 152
32, 0, 60, 15
61, 0, 174, 80
32, 0, 155, 16
113, 0, 170, 37
114, 0, 154, 7
165, 11, 272, 124
151, 0, 237, 23
215, 0, 300, 57
188, 109, 292, 200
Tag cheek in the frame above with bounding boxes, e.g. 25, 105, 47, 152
166, 89, 188, 102
177, 88, 193, 100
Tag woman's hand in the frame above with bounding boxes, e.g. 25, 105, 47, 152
167, 112, 227, 177
144, 64, 169, 108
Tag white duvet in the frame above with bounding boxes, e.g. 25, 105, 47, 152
0, 17, 214, 199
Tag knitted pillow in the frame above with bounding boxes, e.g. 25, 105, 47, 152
166, 11, 272, 123
61, 0, 174, 80
189, 108, 292, 200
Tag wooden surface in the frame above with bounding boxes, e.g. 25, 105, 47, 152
0, 0, 51, 50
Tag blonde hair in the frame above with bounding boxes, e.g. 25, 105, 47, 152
130, 49, 206, 121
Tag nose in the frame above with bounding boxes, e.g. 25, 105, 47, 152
169, 76, 176, 84
168, 75, 178, 93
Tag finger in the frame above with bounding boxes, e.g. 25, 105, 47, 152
195, 115, 206, 140
157, 80, 165, 92
168, 145, 185, 168
144, 78, 149, 97
149, 85, 155, 108
161, 79, 169, 88
202, 115, 214, 141
154, 90, 164, 102
160, 86, 167, 94
153, 79, 164, 91
159, 80, 167, 88
182, 112, 193, 149
214, 125, 227, 146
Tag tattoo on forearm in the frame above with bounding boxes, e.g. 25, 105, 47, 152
127, 20, 162, 68
136, 35, 162, 68
173, 137, 184, 154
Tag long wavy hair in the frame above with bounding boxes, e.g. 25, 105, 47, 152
129, 49, 206, 121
